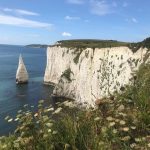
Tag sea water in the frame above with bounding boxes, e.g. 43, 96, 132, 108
0, 45, 53, 135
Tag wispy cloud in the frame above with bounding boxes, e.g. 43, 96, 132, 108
125, 17, 138, 23
65, 15, 80, 20
0, 14, 52, 28
62, 32, 72, 37
90, 0, 114, 16
67, 0, 84, 4
132, 18, 138, 23
3, 8, 39, 16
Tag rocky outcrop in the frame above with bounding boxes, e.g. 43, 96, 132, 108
44, 46, 149, 106
16, 55, 28, 84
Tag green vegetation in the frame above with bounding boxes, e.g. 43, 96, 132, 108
117, 63, 150, 126
128, 37, 150, 52
58, 39, 128, 49
61, 68, 73, 82
0, 63, 150, 150
26, 44, 48, 48
73, 48, 84, 64
57, 37, 150, 52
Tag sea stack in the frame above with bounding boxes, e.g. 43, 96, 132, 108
16, 54, 28, 84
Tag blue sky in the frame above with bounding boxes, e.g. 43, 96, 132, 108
0, 0, 150, 45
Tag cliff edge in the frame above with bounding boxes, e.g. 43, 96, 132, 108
44, 39, 150, 106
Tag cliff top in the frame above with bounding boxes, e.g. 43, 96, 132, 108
53, 38, 150, 52
57, 39, 128, 48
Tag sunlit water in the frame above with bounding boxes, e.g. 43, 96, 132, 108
0, 45, 53, 135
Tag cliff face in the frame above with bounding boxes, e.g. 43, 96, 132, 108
44, 46, 149, 106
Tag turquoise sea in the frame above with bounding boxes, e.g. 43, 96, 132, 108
0, 45, 53, 135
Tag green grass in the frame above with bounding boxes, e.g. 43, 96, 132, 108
56, 37, 150, 52
58, 39, 129, 49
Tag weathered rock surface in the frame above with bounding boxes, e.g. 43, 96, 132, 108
44, 46, 149, 106
16, 55, 28, 84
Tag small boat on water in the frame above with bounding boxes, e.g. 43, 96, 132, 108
16, 54, 28, 84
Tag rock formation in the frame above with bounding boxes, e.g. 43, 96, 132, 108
16, 54, 28, 84
44, 44, 150, 106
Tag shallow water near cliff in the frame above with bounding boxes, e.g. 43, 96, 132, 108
0, 45, 53, 136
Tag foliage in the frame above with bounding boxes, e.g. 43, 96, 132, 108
73, 48, 84, 64
117, 63, 150, 126
58, 39, 129, 50
1, 93, 150, 149
61, 68, 73, 82
0, 64, 150, 150
56, 37, 150, 53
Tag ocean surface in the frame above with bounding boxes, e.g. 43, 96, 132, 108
0, 45, 53, 136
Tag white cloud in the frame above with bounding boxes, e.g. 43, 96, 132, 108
123, 2, 128, 7
3, 8, 39, 16
15, 9, 39, 16
132, 18, 138, 23
62, 32, 72, 37
0, 14, 52, 28
125, 17, 138, 23
3, 8, 12, 12
65, 15, 80, 20
90, 0, 113, 16
67, 0, 84, 4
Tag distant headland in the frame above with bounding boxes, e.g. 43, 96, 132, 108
25, 44, 48, 48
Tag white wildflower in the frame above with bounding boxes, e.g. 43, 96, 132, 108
121, 136, 131, 141
46, 123, 53, 128
131, 126, 136, 130
122, 127, 129, 132
53, 107, 62, 114
8, 118, 13, 122
135, 138, 142, 142
94, 117, 100, 121
52, 131, 58, 135
109, 122, 115, 127
130, 143, 137, 148
106, 116, 113, 121
112, 129, 117, 134
119, 120, 126, 125
14, 118, 19, 121
47, 108, 54, 112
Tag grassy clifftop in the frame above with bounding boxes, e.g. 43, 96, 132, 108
57, 39, 129, 49
56, 37, 150, 52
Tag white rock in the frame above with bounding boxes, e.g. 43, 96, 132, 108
44, 46, 150, 107
16, 54, 28, 84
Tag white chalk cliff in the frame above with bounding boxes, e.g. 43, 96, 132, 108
16, 55, 28, 84
44, 46, 149, 106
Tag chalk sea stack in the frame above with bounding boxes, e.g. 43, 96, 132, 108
16, 54, 28, 84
